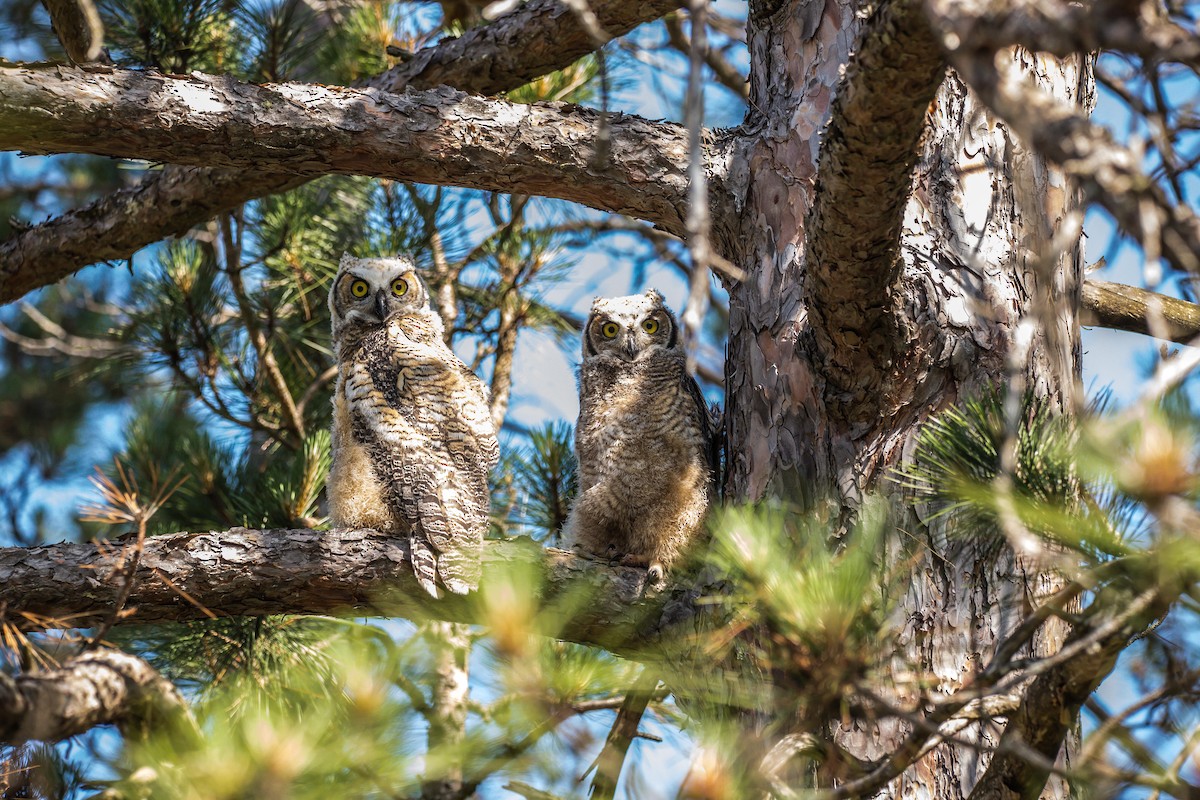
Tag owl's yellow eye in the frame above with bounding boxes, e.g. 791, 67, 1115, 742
601, 322, 620, 339
642, 319, 659, 334
350, 279, 369, 298
391, 277, 408, 297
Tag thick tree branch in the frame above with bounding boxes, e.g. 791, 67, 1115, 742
41, 0, 105, 63
1082, 279, 1200, 344
0, 64, 693, 240
0, 0, 681, 306
0, 528, 691, 656
929, 0, 1200, 279
0, 163, 308, 307
366, 0, 683, 96
804, 0, 946, 407
0, 649, 186, 745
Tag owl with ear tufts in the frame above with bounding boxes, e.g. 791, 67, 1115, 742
563, 288, 718, 583
327, 253, 499, 597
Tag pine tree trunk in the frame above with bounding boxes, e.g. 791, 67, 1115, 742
721, 1, 1093, 796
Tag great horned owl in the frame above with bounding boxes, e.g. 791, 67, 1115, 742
564, 289, 717, 582
327, 254, 499, 597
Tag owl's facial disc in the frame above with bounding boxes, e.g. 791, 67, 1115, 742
335, 269, 422, 330
585, 289, 679, 362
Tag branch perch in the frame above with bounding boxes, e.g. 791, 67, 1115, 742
0, 0, 682, 305
0, 528, 693, 657
0, 65, 693, 242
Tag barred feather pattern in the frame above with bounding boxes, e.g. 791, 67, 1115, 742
564, 290, 716, 582
328, 257, 498, 598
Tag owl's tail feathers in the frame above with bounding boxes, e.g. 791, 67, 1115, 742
408, 525, 442, 599
435, 541, 481, 595
409, 515, 482, 597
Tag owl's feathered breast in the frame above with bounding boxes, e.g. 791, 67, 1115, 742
576, 352, 711, 486
354, 315, 498, 469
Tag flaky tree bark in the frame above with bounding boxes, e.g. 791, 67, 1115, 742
0, 1, 1167, 796
0, 529, 676, 654
719, 0, 1090, 797
41, 0, 105, 63
0, 66, 696, 239
0, 649, 185, 745
0, 0, 683, 305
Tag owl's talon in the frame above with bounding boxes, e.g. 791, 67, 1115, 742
619, 552, 650, 568
561, 289, 713, 600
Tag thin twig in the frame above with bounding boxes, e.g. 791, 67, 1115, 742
586, 668, 661, 799
680, 0, 713, 376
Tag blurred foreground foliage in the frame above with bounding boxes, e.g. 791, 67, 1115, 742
2, 0, 1199, 797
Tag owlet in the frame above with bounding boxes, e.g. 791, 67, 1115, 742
563, 289, 717, 582
327, 254, 498, 597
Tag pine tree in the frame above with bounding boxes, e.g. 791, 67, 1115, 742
3, 1, 1200, 799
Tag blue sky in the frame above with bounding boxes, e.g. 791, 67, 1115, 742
2, 5, 1197, 797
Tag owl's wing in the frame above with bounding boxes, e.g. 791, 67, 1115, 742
347, 324, 497, 597
455, 360, 501, 470
682, 369, 722, 480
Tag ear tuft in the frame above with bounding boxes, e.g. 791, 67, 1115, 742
644, 288, 665, 305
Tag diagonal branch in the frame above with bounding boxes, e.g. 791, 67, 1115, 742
0, 166, 308, 307
968, 587, 1173, 800
0, 64, 693, 266
0, 528, 691, 657
588, 667, 661, 799
366, 0, 683, 96
41, 0, 105, 63
0, 0, 682, 306
928, 0, 1200, 279
804, 0, 947, 403
0, 649, 187, 745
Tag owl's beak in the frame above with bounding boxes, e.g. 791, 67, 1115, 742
374, 290, 389, 321
623, 336, 637, 360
